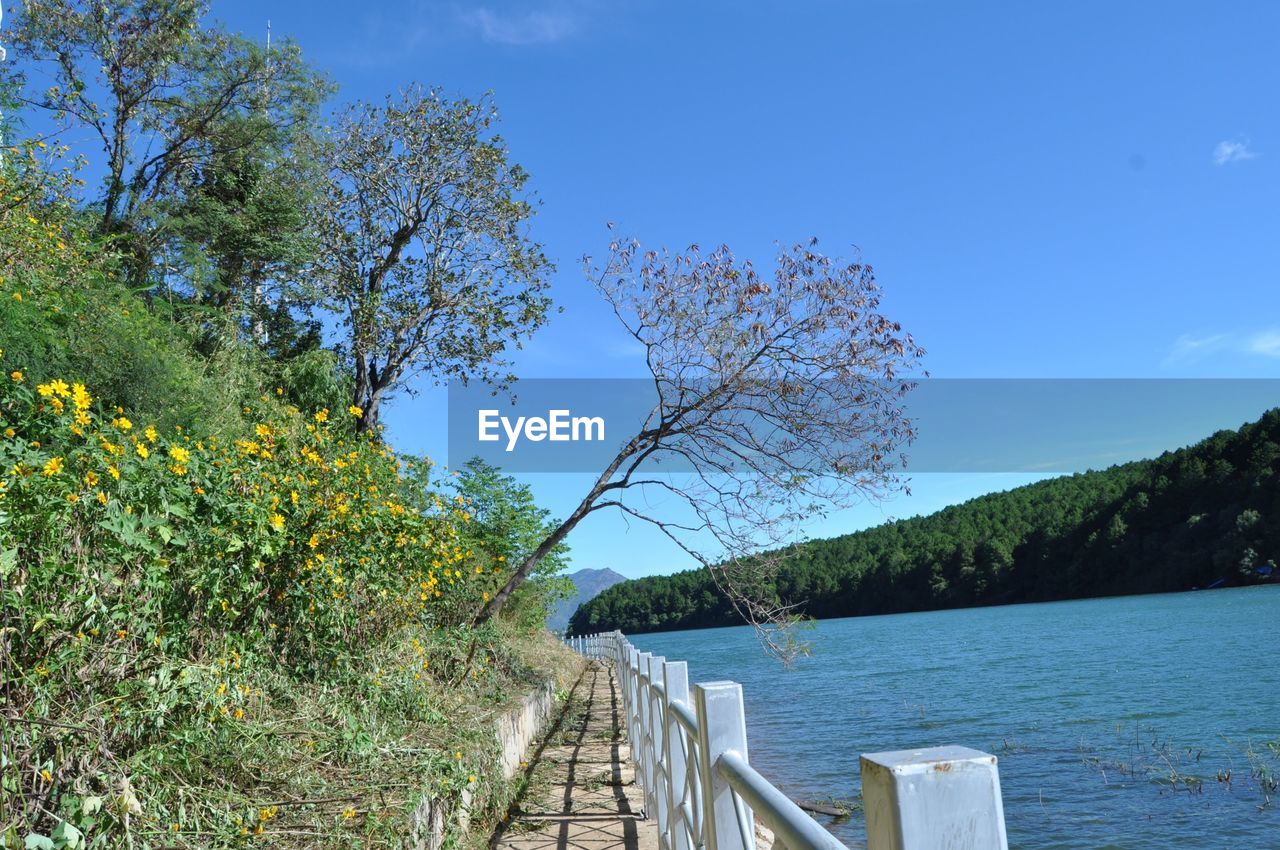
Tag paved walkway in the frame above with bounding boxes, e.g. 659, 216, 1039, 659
492, 662, 658, 850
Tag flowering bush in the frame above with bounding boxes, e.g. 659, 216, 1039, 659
0, 370, 525, 846
1, 373, 489, 666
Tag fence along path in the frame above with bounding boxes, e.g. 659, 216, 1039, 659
567, 631, 1010, 850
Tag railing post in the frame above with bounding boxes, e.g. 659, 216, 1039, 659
636, 652, 653, 809
662, 661, 691, 850
693, 681, 753, 850
647, 655, 668, 831
617, 643, 633, 734
627, 648, 644, 797
860, 747, 1009, 850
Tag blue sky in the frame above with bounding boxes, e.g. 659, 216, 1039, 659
233, 0, 1279, 578
15, 0, 1280, 577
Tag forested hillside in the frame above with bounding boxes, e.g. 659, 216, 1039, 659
571, 410, 1280, 634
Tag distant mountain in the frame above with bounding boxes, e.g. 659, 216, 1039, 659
549, 568, 627, 632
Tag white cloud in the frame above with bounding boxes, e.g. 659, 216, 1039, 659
459, 6, 578, 44
1165, 328, 1280, 365
1213, 138, 1257, 166
1247, 330, 1280, 358
1163, 332, 1229, 365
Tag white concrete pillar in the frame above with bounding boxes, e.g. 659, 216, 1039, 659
693, 681, 753, 850
860, 746, 1008, 850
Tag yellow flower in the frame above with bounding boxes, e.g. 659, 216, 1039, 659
314, 409, 329, 423
71, 383, 91, 410
42, 456, 63, 476
169, 446, 190, 464
234, 707, 245, 720
269, 513, 285, 531
96, 491, 108, 505
40, 769, 52, 782
3, 428, 14, 438
106, 464, 120, 480
348, 405, 363, 417
65, 493, 79, 504
113, 416, 133, 431
144, 425, 158, 443
9, 371, 22, 382
135, 444, 149, 459
84, 470, 99, 486
342, 807, 356, 820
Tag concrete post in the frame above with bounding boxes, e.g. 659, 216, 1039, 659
693, 681, 753, 850
636, 651, 652, 804
860, 746, 1008, 850
647, 655, 667, 827
662, 661, 691, 850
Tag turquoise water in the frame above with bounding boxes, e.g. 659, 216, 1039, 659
629, 585, 1280, 849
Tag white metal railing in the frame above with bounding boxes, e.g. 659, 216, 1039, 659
568, 631, 1009, 850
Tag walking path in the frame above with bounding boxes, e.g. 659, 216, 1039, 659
491, 662, 659, 850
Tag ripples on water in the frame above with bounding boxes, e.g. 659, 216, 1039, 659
630, 585, 1280, 850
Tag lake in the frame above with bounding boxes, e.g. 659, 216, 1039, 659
628, 585, 1280, 849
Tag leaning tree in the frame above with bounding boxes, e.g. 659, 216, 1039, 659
477, 233, 925, 650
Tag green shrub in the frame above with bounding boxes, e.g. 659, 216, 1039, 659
0, 371, 524, 846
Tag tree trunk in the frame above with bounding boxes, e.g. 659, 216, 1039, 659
476, 510, 586, 623
475, 439, 640, 622
355, 390, 383, 434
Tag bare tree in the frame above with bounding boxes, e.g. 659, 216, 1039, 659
312, 86, 554, 432
478, 234, 924, 648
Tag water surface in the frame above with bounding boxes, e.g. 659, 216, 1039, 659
630, 586, 1280, 849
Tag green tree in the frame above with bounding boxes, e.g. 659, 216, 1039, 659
3, 0, 329, 286
451, 458, 571, 629
165, 109, 324, 347
311, 86, 553, 432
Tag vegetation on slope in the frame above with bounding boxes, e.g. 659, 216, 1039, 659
571, 410, 1280, 634
0, 128, 574, 849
